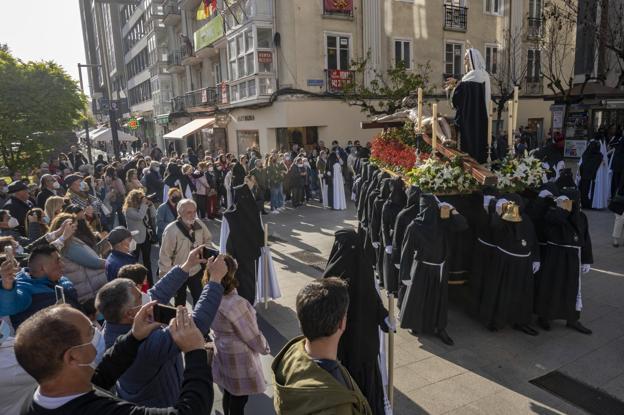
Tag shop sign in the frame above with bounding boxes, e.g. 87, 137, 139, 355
564, 139, 588, 159
194, 14, 224, 52
550, 105, 565, 129
324, 0, 353, 13
327, 69, 354, 92
237, 115, 255, 122
127, 117, 140, 130
258, 51, 273, 64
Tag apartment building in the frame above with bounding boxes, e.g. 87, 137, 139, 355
158, 0, 566, 156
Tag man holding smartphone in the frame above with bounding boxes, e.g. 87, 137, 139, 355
95, 248, 227, 407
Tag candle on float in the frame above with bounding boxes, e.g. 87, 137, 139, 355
487, 101, 493, 148
507, 100, 514, 154
432, 103, 438, 155
513, 86, 519, 132
417, 87, 423, 132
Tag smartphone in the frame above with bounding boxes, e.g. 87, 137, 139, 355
202, 246, 219, 260
153, 303, 177, 325
4, 246, 14, 264
55, 286, 66, 304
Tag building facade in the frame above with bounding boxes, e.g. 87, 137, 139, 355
82, 0, 574, 156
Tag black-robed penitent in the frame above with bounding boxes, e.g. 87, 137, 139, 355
381, 177, 407, 294
323, 229, 389, 415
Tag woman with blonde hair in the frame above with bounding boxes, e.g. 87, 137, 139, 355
125, 168, 144, 192
43, 196, 65, 225
123, 189, 156, 285
204, 254, 270, 415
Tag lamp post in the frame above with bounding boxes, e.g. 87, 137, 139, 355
77, 63, 100, 165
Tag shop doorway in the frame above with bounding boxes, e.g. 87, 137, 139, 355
276, 127, 319, 152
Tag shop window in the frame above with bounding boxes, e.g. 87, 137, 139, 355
237, 130, 259, 155
257, 28, 272, 48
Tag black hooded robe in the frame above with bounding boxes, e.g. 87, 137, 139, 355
370, 178, 392, 283
323, 229, 389, 415
399, 195, 468, 333
470, 195, 498, 315
452, 81, 488, 164
222, 184, 264, 304
578, 140, 603, 209
534, 203, 593, 322
392, 186, 422, 303
478, 197, 539, 329
381, 177, 407, 295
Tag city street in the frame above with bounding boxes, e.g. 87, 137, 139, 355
203, 201, 624, 415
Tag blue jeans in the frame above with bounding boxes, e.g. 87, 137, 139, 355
270, 184, 284, 210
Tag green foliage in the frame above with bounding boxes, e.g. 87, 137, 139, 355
0, 49, 85, 172
342, 55, 432, 116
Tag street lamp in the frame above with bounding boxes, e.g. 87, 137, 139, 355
77, 63, 100, 165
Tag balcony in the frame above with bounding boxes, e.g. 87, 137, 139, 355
524, 78, 544, 95
171, 87, 220, 112
443, 5, 468, 32
325, 69, 355, 93
322, 2, 353, 19
166, 51, 184, 73
527, 17, 543, 40
181, 46, 202, 65
163, 2, 181, 26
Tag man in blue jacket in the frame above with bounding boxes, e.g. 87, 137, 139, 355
96, 245, 226, 407
104, 227, 139, 281
0, 244, 80, 329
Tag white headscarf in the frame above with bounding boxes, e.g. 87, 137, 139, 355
461, 48, 491, 113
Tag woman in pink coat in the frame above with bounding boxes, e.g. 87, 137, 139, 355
205, 255, 270, 415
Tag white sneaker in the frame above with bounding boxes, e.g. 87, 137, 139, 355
270, 210, 280, 214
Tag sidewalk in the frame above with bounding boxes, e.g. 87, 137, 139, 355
205, 201, 624, 415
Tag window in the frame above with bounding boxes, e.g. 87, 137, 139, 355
394, 39, 412, 69
527, 49, 541, 82
257, 28, 272, 48
484, 0, 502, 15
444, 0, 466, 5
213, 62, 222, 85
326, 34, 350, 70
529, 0, 542, 18
445, 42, 463, 78
485, 45, 498, 74
128, 79, 152, 106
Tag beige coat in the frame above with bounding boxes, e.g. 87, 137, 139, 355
158, 219, 212, 277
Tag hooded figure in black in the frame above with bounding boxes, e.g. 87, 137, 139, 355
392, 186, 422, 303
222, 182, 264, 304
398, 195, 468, 345
578, 140, 603, 208
451, 48, 491, 164
323, 229, 389, 415
370, 178, 393, 282
358, 165, 379, 228
535, 140, 565, 181
381, 177, 407, 295
365, 172, 390, 260
534, 189, 594, 334
477, 194, 539, 335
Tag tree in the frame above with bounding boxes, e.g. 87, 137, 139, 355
0, 49, 84, 172
490, 27, 530, 140
341, 54, 432, 117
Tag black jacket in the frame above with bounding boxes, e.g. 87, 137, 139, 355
4, 196, 33, 236
36, 188, 55, 209
143, 170, 164, 203
20, 332, 214, 415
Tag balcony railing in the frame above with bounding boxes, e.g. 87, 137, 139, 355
524, 78, 544, 95
325, 69, 355, 93
171, 87, 220, 112
167, 51, 183, 67
444, 5, 468, 32
163, 2, 181, 25
527, 17, 543, 39
323, 3, 353, 17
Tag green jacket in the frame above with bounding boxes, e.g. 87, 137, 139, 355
272, 336, 373, 415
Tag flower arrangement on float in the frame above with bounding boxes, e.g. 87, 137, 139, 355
406, 156, 478, 194
370, 122, 431, 174
493, 153, 546, 192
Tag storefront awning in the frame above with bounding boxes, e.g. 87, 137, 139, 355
163, 118, 215, 140
90, 128, 139, 143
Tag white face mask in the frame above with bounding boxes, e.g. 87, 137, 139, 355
73, 326, 106, 370
141, 292, 151, 305
128, 239, 137, 252
79, 182, 89, 192
52, 181, 60, 190
7, 217, 19, 228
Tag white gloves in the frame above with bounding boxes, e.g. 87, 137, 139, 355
495, 199, 509, 215
532, 262, 541, 274
394, 264, 400, 270
384, 316, 396, 333
372, 242, 380, 249
581, 264, 591, 273
539, 190, 553, 199
555, 195, 570, 203
483, 195, 495, 212
385, 245, 392, 254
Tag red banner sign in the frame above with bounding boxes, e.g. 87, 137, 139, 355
324, 0, 353, 13
257, 51, 273, 64
328, 69, 353, 92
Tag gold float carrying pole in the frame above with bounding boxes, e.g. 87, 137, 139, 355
387, 294, 396, 408
264, 223, 269, 310
507, 100, 514, 156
